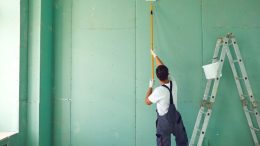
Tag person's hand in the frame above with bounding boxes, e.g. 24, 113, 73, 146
150, 49, 157, 58
149, 79, 154, 88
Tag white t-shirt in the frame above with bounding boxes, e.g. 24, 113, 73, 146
148, 79, 177, 116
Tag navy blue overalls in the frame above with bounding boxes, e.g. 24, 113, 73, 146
156, 81, 188, 146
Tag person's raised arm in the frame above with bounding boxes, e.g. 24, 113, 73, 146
145, 79, 153, 105
151, 50, 164, 66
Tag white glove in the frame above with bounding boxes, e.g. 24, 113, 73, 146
150, 49, 157, 58
149, 79, 154, 88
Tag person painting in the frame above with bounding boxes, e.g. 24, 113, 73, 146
145, 50, 188, 146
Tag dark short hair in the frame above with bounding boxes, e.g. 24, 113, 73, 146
156, 65, 169, 81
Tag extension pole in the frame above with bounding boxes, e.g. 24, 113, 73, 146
150, 2, 155, 80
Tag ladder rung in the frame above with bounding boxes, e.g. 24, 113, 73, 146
242, 94, 250, 97
196, 128, 201, 132
200, 110, 206, 114
201, 100, 213, 108
236, 76, 248, 80
203, 95, 211, 98
252, 101, 258, 108
233, 59, 242, 63
245, 109, 255, 113
249, 126, 260, 132
236, 77, 243, 80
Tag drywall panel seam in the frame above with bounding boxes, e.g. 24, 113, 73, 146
201, 0, 204, 100
23, 0, 29, 144
134, 0, 137, 145
69, 0, 73, 145
24, 0, 30, 145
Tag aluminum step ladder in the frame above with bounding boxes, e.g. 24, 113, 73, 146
189, 33, 260, 146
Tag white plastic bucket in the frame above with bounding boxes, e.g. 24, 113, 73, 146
202, 62, 220, 79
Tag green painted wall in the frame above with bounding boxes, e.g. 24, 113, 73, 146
53, 0, 260, 146
71, 0, 136, 145
3, 0, 260, 146
52, 0, 260, 146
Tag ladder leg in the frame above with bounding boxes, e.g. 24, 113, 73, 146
212, 38, 223, 61
190, 80, 213, 146
227, 35, 260, 145
254, 110, 260, 129
226, 47, 259, 145
197, 109, 212, 146
244, 106, 260, 145
189, 107, 205, 146
231, 37, 260, 128
189, 39, 223, 146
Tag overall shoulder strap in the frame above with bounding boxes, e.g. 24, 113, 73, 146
161, 81, 173, 104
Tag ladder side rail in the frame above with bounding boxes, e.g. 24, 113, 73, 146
231, 38, 255, 102
231, 37, 260, 128
202, 39, 223, 101
209, 38, 229, 104
212, 38, 223, 62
